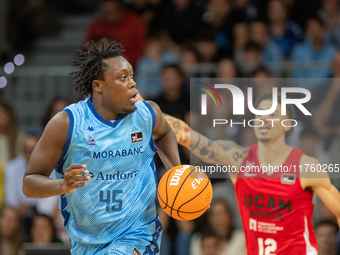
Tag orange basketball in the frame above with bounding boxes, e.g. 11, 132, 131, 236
157, 165, 213, 221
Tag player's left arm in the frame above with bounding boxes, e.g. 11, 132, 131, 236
300, 155, 340, 227
146, 101, 181, 169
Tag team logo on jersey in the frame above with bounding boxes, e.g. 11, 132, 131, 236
86, 126, 95, 131
281, 174, 296, 184
131, 132, 143, 143
249, 218, 257, 231
132, 247, 141, 255
88, 135, 96, 147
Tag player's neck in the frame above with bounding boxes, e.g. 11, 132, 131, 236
92, 97, 120, 121
257, 138, 291, 165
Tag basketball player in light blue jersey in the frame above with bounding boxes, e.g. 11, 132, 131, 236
23, 40, 181, 255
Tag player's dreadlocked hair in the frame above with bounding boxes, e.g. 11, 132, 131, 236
70, 39, 125, 96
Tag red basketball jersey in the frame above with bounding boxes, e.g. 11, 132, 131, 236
235, 144, 318, 255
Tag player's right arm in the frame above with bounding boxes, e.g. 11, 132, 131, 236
23, 111, 90, 198
163, 114, 248, 177
300, 155, 340, 227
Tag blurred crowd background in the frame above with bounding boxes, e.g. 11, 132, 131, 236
1, 0, 340, 254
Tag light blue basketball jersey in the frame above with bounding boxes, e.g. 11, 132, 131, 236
55, 98, 162, 255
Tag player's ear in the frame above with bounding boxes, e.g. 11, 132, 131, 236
283, 120, 292, 133
92, 80, 103, 94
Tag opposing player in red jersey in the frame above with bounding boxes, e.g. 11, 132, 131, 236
154, 92, 340, 255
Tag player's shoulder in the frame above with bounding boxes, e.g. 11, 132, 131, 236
299, 154, 328, 181
299, 154, 319, 165
142, 101, 161, 116
143, 100, 158, 109
43, 111, 70, 137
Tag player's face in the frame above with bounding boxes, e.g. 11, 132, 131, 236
100, 56, 138, 114
253, 100, 291, 143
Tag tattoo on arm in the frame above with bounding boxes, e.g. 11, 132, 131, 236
232, 152, 243, 161
164, 113, 248, 165
164, 114, 180, 135
190, 137, 248, 165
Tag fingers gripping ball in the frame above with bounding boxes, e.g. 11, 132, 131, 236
157, 165, 213, 221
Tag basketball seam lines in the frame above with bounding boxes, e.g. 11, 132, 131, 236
170, 166, 196, 217
164, 167, 176, 210
177, 180, 210, 220
157, 194, 210, 214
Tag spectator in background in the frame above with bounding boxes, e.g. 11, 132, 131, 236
216, 58, 238, 79
39, 97, 69, 136
200, 231, 220, 255
267, 0, 303, 59
154, 64, 190, 122
249, 21, 283, 75
82, 0, 146, 66
27, 214, 61, 246
233, 23, 249, 59
249, 20, 283, 64
0, 206, 23, 255
201, 0, 244, 56
314, 220, 339, 255
135, 31, 164, 100
135, 30, 178, 100
194, 30, 220, 64
319, 0, 340, 30
5, 134, 39, 239
0, 104, 23, 169
292, 18, 336, 90
238, 42, 262, 77
321, 0, 340, 49
158, 0, 203, 44
126, 0, 161, 26
179, 45, 202, 80
189, 200, 246, 255
0, 104, 24, 207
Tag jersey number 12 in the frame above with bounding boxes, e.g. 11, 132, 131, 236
258, 238, 277, 255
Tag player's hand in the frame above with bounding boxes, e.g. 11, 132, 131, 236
62, 164, 91, 194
